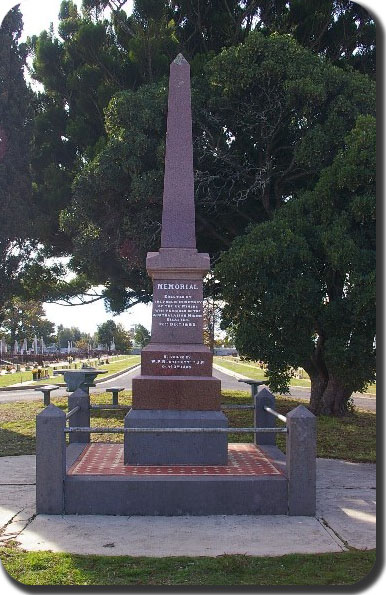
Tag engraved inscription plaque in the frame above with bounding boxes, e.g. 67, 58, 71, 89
141, 348, 213, 376
151, 279, 203, 343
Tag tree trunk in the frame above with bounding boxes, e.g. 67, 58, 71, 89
308, 370, 329, 414
303, 332, 329, 414
320, 376, 353, 416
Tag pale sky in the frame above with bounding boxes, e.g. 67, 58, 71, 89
0, 0, 383, 335
44, 297, 152, 335
1, 0, 134, 42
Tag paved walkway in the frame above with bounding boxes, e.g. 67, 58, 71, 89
0, 455, 375, 557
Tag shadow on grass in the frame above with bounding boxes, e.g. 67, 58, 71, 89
0, 427, 36, 457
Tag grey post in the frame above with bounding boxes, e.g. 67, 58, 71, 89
36, 404, 66, 514
68, 387, 90, 444
106, 387, 124, 406
254, 386, 276, 446
34, 384, 60, 406
57, 369, 106, 444
286, 405, 316, 516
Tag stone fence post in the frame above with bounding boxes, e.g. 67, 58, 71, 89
254, 386, 276, 446
68, 388, 90, 444
286, 405, 316, 516
36, 404, 66, 514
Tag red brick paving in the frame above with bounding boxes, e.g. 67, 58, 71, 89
67, 443, 283, 477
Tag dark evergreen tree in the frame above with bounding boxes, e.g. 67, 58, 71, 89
215, 115, 376, 415
60, 32, 375, 310
0, 6, 34, 322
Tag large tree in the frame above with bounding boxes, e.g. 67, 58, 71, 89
0, 5, 89, 320
0, 6, 34, 322
88, 1, 376, 76
0, 299, 56, 345
60, 30, 374, 311
215, 115, 376, 415
96, 319, 132, 350
132, 323, 150, 348
24, 1, 375, 310
27, 0, 178, 254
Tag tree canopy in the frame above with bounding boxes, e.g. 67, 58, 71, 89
56, 324, 82, 347
96, 318, 132, 350
215, 114, 376, 415
59, 30, 375, 310
0, 6, 34, 322
0, 299, 56, 345
132, 323, 150, 348
0, 1, 376, 416
22, 0, 375, 312
0, 5, 95, 320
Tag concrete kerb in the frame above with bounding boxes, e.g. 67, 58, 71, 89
0, 363, 140, 391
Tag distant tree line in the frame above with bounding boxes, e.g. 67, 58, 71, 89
0, 299, 149, 352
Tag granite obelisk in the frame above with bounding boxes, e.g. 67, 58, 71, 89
124, 54, 228, 465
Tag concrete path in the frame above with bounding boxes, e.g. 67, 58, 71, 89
0, 455, 375, 557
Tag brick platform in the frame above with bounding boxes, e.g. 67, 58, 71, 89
67, 443, 283, 477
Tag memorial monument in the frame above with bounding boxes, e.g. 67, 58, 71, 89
35, 55, 316, 517
124, 54, 228, 465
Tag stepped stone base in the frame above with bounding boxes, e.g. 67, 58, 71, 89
124, 409, 228, 465
131, 376, 221, 410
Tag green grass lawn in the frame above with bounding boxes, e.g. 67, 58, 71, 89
0, 546, 376, 587
0, 355, 140, 388
0, 370, 35, 387
214, 357, 376, 394
90, 355, 140, 378
0, 390, 376, 461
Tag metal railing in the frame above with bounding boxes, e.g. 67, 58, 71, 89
89, 404, 131, 411
64, 426, 287, 434
222, 404, 255, 410
263, 406, 287, 423
66, 405, 80, 420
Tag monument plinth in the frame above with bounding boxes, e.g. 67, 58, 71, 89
124, 54, 228, 464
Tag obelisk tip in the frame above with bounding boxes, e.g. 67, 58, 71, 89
173, 53, 189, 65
